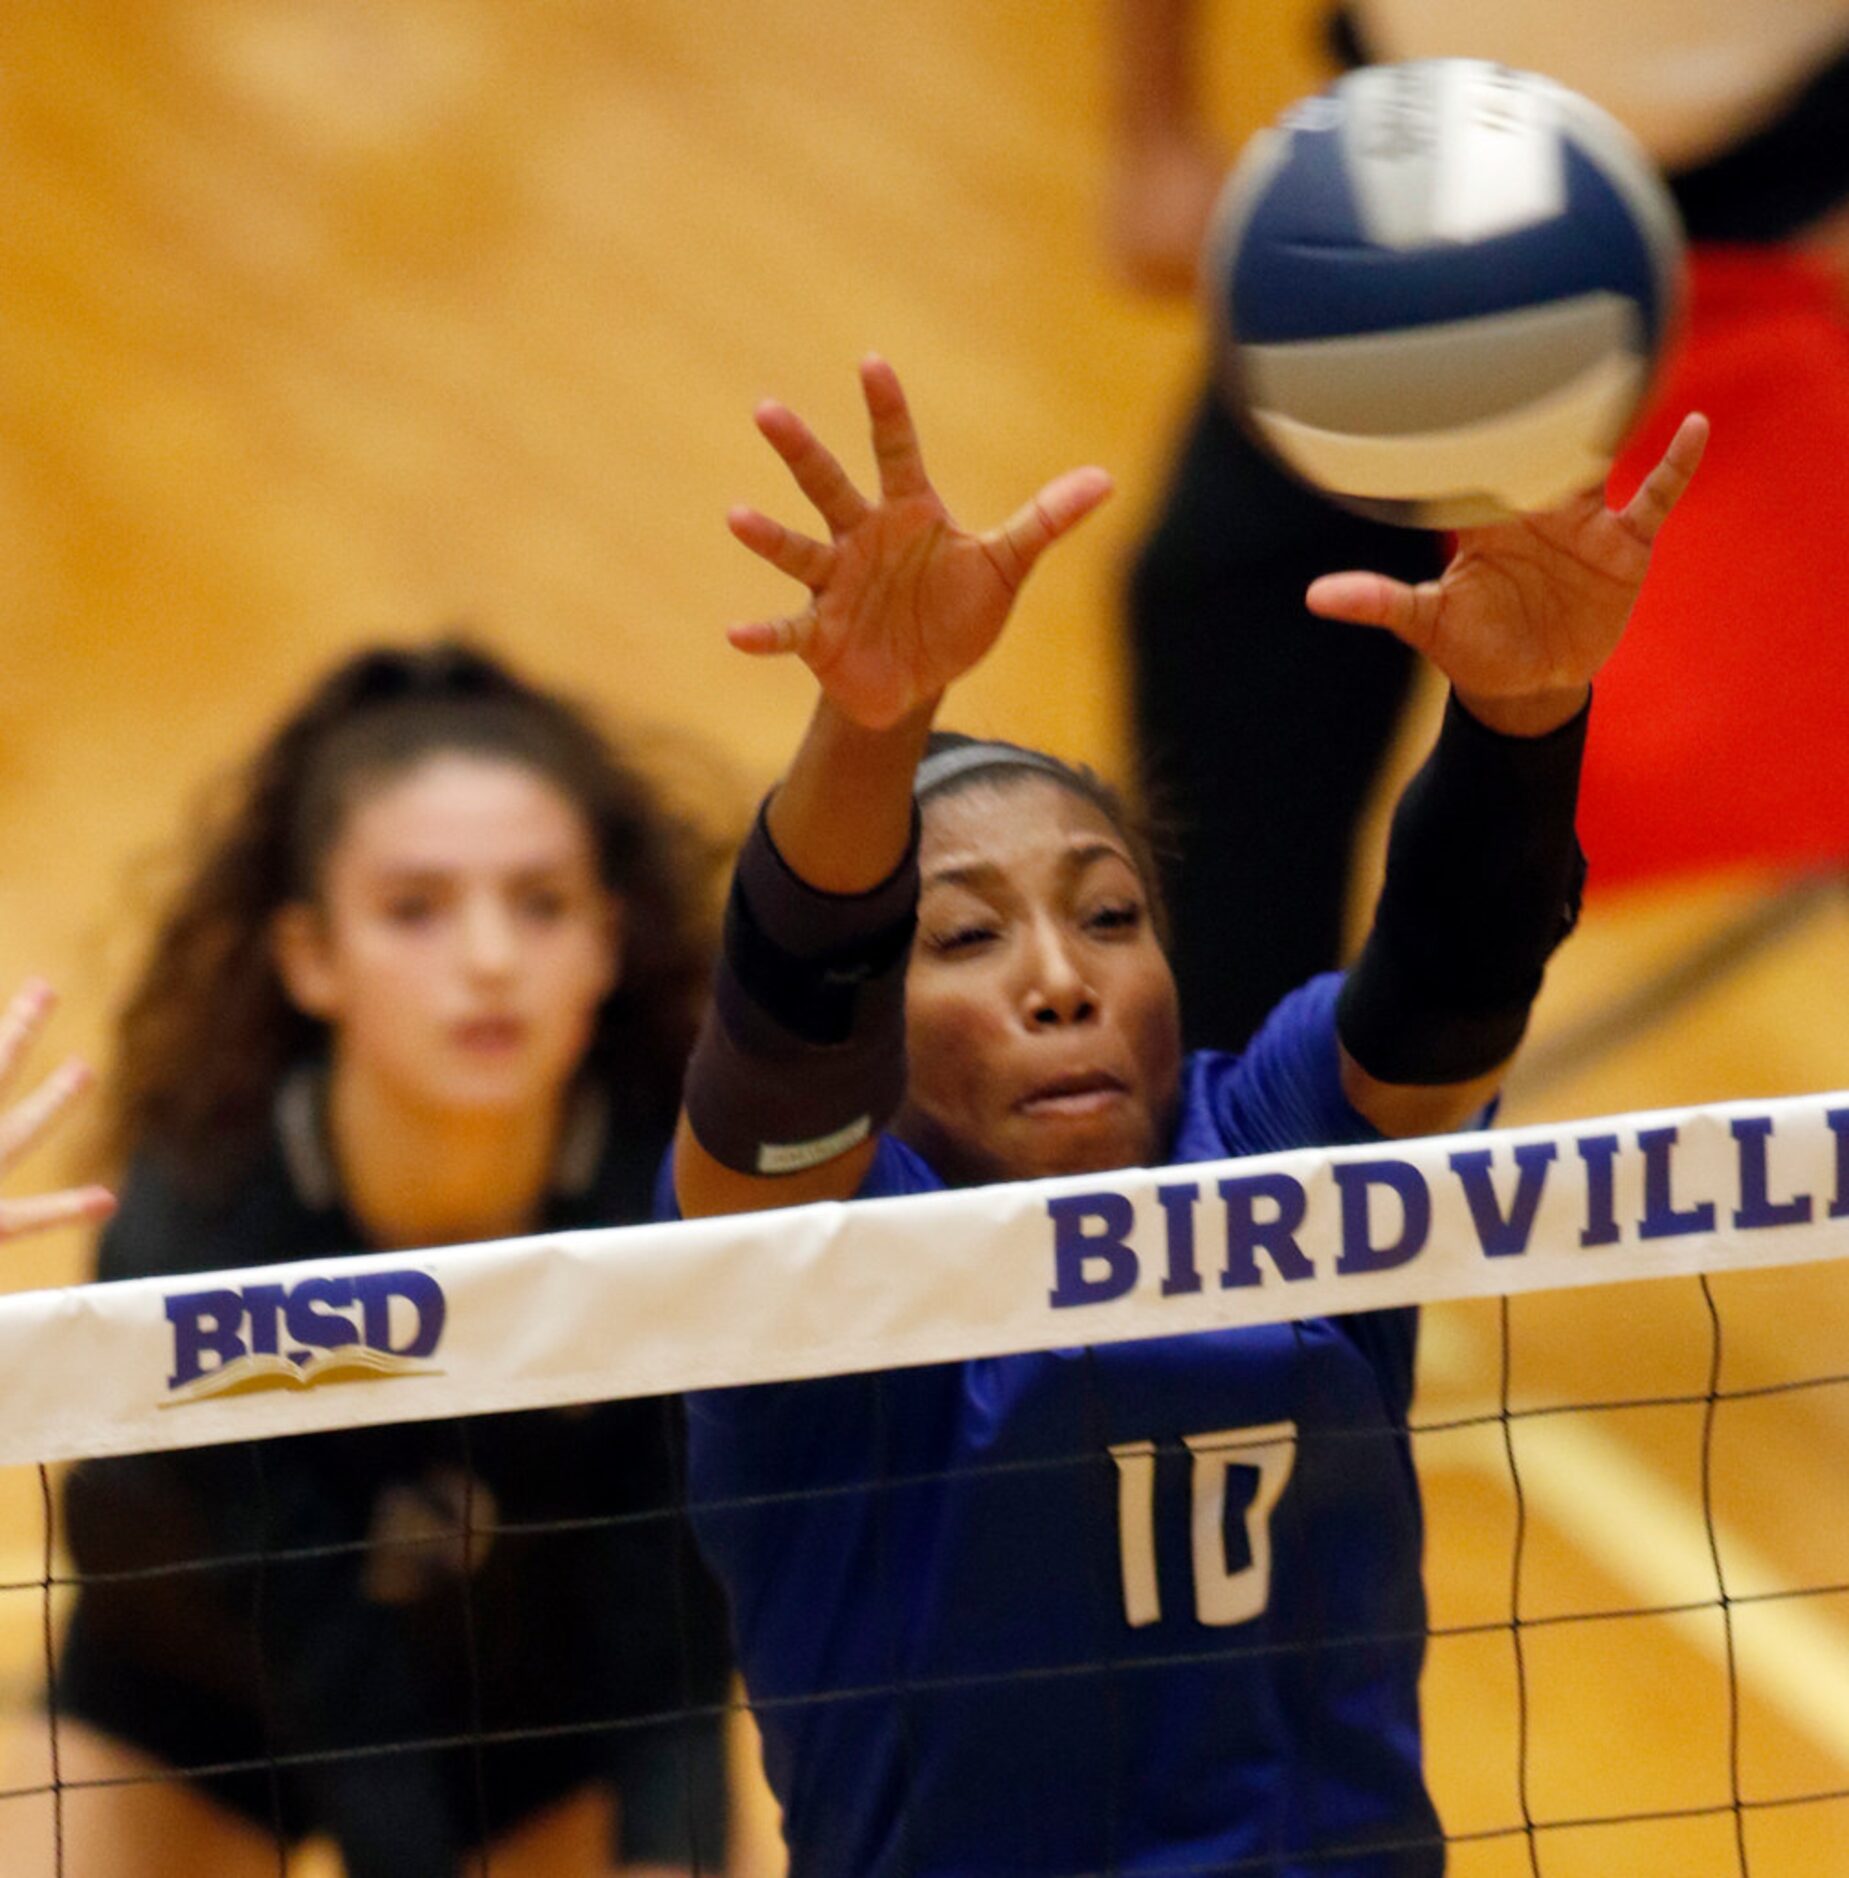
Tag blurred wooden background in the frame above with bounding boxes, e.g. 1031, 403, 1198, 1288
0, 2, 1845, 1871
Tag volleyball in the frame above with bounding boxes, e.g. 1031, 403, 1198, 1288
1207, 61, 1686, 526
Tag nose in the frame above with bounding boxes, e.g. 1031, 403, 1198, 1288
459, 893, 518, 980
1018, 916, 1097, 1029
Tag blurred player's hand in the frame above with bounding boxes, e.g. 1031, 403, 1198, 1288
724, 355, 1113, 730
0, 979, 115, 1241
1108, 130, 1227, 296
1304, 413, 1709, 735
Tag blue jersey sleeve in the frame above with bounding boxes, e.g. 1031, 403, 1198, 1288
849, 1134, 945, 1200
1177, 974, 1437, 1430
1185, 973, 1383, 1160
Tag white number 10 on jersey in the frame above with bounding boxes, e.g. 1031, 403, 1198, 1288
1109, 1423, 1298, 1627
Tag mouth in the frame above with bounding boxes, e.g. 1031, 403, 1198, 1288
1015, 1070, 1129, 1119
451, 1017, 528, 1054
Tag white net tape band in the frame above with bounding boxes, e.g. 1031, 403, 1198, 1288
0, 1087, 1843, 1467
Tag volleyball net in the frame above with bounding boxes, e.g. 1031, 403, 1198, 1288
0, 1088, 1845, 1873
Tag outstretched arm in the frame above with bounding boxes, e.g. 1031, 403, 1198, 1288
0, 978, 114, 1241
1306, 414, 1710, 1138
675, 358, 1112, 1218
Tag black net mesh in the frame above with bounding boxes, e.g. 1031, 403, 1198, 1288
1, 1261, 1845, 1875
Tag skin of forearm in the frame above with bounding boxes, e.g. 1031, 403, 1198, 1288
765, 695, 939, 893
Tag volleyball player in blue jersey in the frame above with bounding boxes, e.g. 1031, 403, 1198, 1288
667, 356, 1705, 1875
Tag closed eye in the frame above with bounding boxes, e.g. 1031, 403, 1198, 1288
1085, 901, 1143, 937
923, 922, 999, 956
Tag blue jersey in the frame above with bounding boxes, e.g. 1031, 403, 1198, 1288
675, 977, 1442, 1876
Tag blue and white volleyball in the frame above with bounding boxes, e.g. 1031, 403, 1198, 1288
1208, 61, 1686, 527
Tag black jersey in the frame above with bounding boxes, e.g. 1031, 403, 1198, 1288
58, 1072, 731, 1876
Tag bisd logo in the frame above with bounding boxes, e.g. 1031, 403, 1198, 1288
163, 1270, 447, 1407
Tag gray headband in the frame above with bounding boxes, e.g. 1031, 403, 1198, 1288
913, 741, 1076, 801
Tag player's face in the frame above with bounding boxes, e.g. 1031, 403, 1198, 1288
899, 776, 1182, 1186
274, 753, 620, 1121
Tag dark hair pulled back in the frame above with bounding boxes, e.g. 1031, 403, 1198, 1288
105, 638, 715, 1191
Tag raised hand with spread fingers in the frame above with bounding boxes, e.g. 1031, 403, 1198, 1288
726, 354, 1113, 733
0, 978, 114, 1242
1306, 413, 1710, 737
